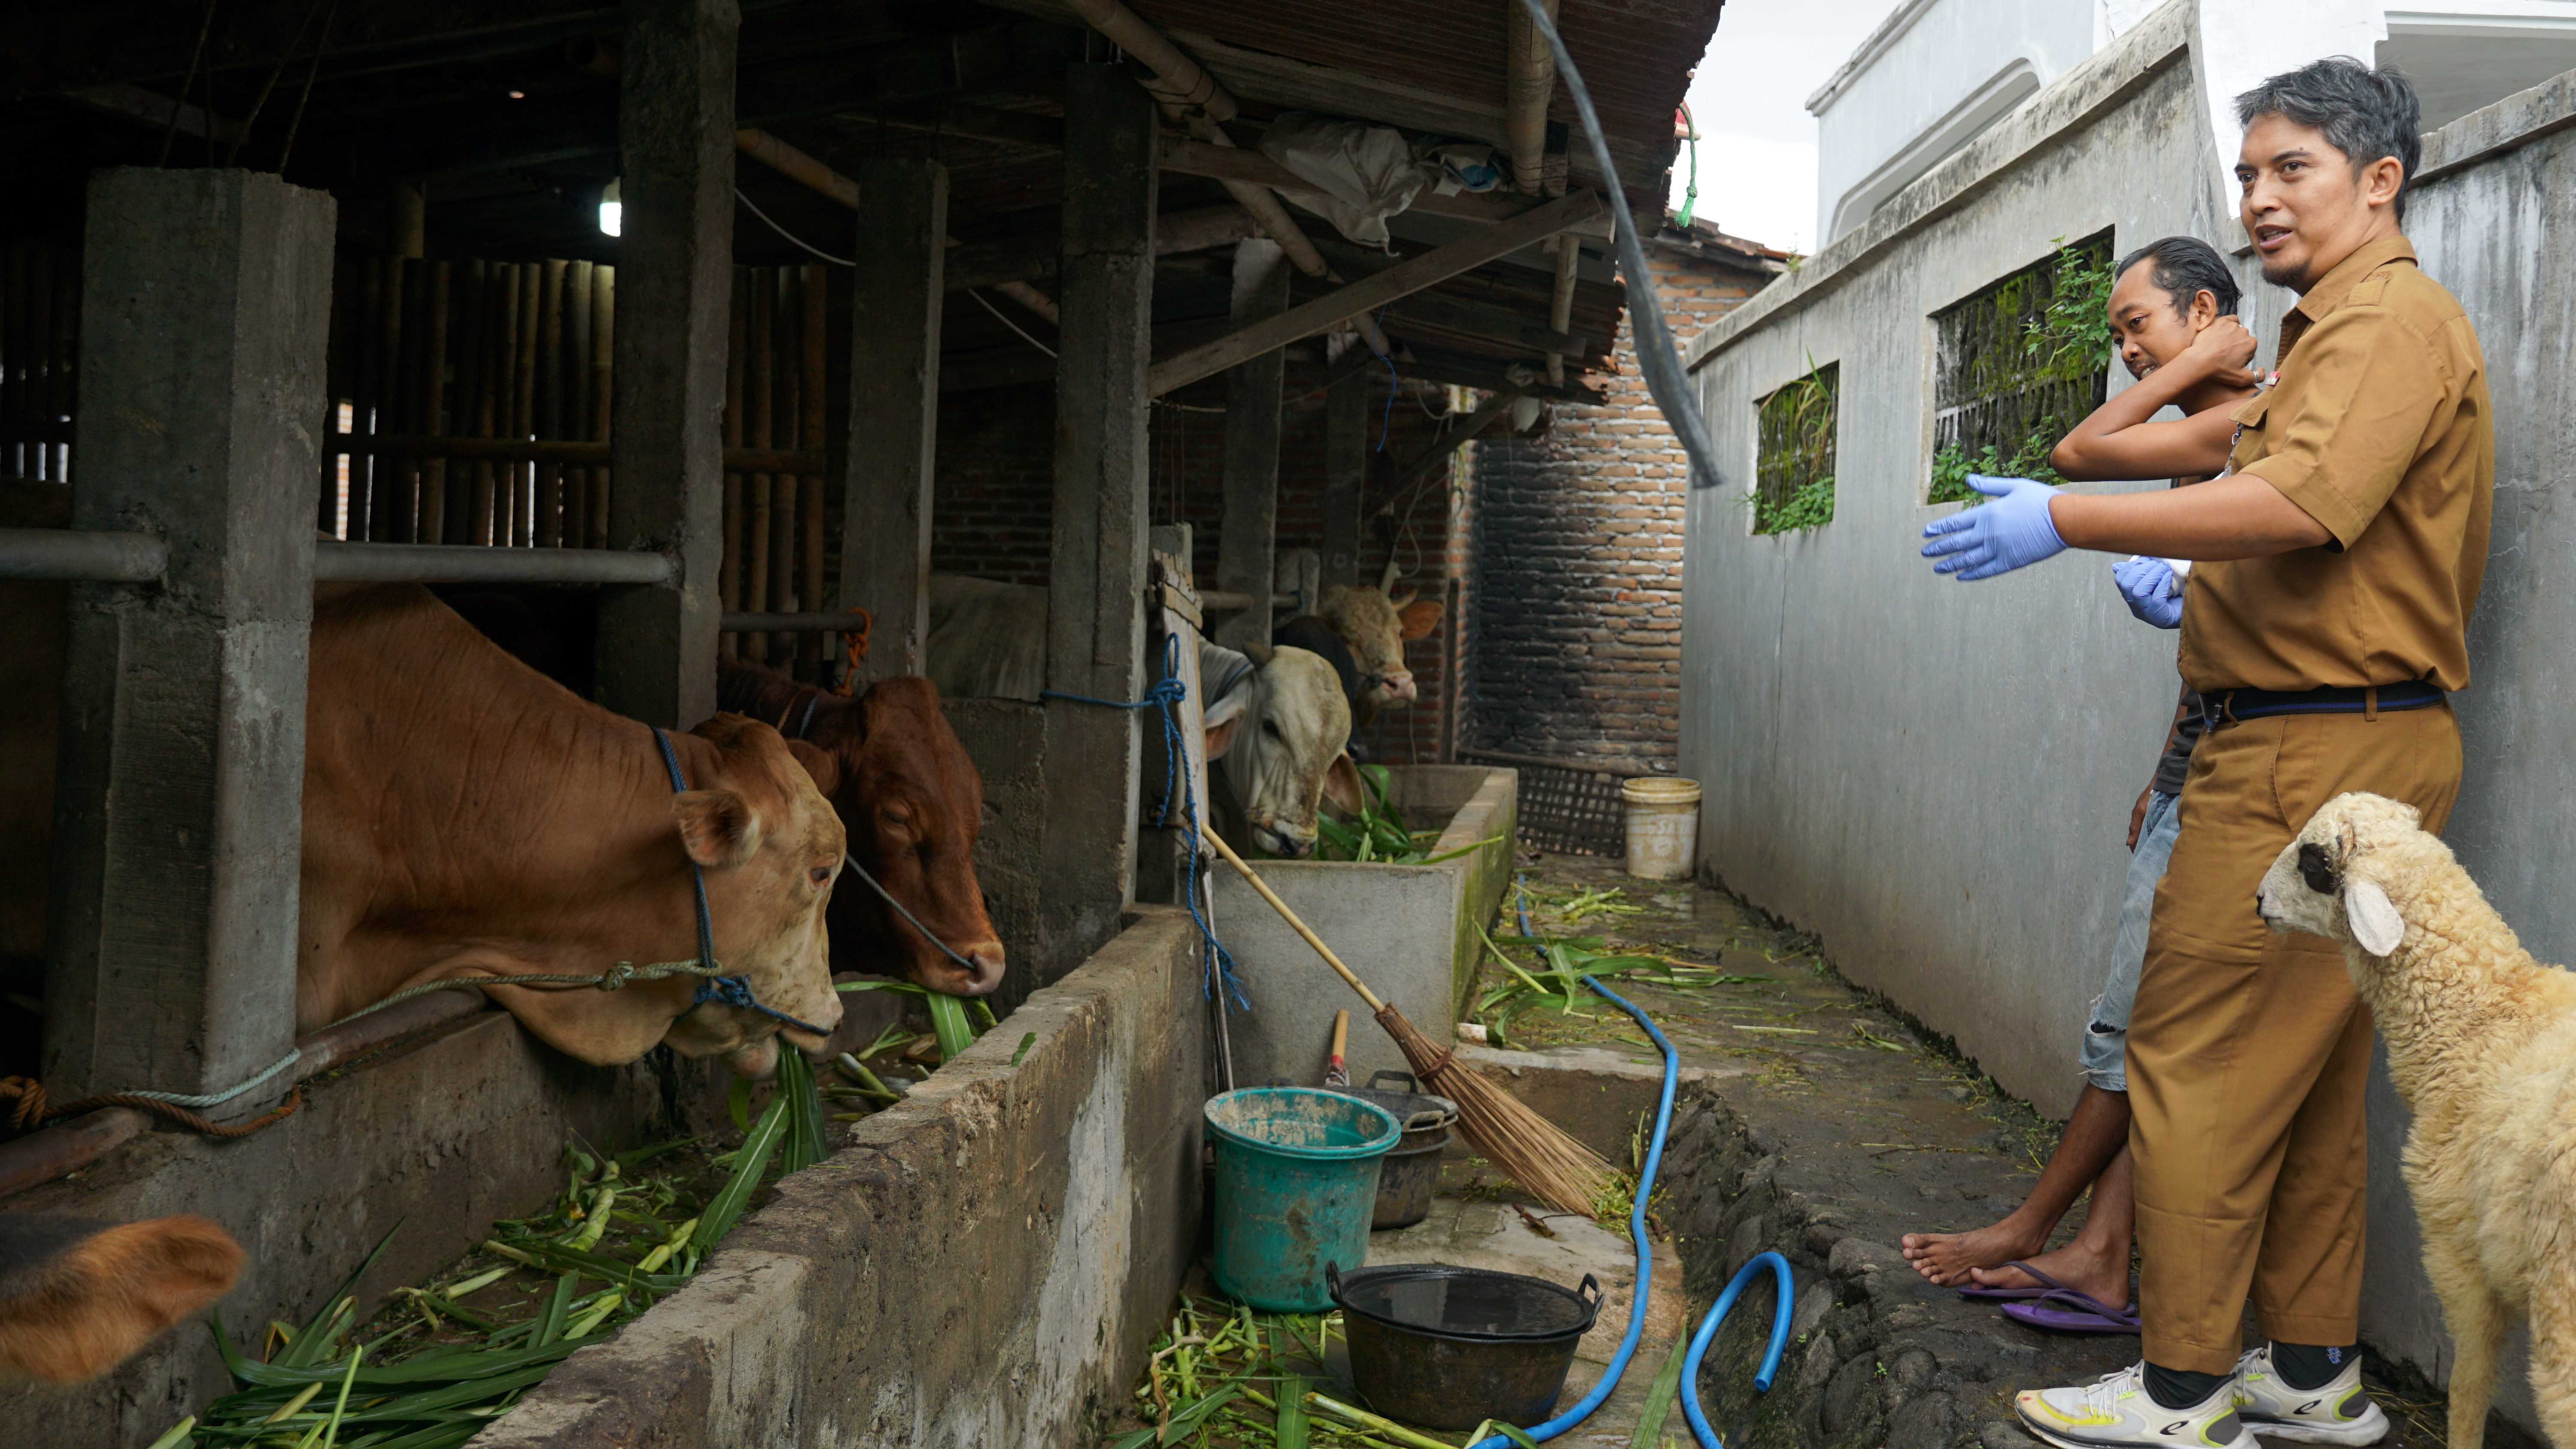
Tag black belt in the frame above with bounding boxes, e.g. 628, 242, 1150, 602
2200, 681, 2445, 732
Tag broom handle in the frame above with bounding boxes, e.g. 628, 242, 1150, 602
1203, 828, 1388, 1012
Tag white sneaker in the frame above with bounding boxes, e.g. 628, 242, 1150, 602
2233, 1346, 2389, 1445
2016, 1363, 2258, 1449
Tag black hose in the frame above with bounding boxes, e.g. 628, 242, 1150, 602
1515, 0, 1730, 491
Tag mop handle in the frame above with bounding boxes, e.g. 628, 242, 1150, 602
1203, 828, 1388, 1012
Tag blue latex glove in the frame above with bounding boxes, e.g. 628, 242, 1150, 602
1920, 474, 2067, 580
2112, 555, 2183, 629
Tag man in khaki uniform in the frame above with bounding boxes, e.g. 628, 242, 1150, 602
1921, 58, 2491, 1449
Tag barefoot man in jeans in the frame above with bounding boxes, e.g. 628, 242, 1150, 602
1919, 58, 2492, 1449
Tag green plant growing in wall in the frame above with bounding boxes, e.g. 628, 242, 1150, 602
1928, 236, 2115, 504
1753, 357, 1838, 535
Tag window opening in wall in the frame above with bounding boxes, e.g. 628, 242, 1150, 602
1928, 232, 2114, 504
1752, 359, 1837, 535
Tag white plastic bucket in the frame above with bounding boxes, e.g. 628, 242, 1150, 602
1620, 777, 1701, 881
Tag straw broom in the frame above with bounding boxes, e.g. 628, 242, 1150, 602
1206, 828, 1616, 1216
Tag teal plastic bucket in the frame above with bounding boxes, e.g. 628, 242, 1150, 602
1206, 1088, 1402, 1311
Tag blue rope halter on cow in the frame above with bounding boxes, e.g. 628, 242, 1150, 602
652, 727, 839, 1038
1042, 634, 1248, 1010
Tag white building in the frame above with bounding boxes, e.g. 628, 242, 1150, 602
1811, 0, 2576, 244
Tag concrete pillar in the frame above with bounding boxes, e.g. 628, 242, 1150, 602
597, 0, 736, 728
44, 168, 334, 1110
1040, 64, 1157, 977
1215, 239, 1287, 650
1322, 361, 1369, 589
839, 157, 948, 677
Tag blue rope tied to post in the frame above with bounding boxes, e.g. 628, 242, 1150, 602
1042, 635, 1249, 1010
652, 728, 838, 1038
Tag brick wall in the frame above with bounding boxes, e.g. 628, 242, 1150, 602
1464, 230, 1780, 769
926, 356, 1468, 764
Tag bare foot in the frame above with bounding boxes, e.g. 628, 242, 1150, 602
1899, 1220, 2043, 1286
1966, 1239, 2129, 1309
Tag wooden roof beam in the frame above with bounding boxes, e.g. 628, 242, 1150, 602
1504, 0, 1561, 195
1148, 188, 1602, 397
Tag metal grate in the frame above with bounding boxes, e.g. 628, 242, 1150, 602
1458, 748, 1657, 857
1929, 232, 2113, 497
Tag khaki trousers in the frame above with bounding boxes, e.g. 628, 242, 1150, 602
2128, 703, 2460, 1373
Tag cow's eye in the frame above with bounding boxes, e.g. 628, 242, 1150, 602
809, 866, 833, 887
1264, 718, 1282, 738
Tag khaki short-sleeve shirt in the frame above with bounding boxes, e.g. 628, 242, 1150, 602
2178, 236, 2493, 693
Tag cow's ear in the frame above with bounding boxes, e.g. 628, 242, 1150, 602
784, 740, 841, 797
1397, 599, 1443, 640
1204, 715, 1242, 761
674, 789, 764, 868
1321, 753, 1366, 815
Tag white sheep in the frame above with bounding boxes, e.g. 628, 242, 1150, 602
2256, 792, 2576, 1449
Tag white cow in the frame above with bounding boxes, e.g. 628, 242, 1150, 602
925, 576, 1360, 857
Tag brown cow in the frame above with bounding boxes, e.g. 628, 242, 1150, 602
716, 658, 1006, 997
1305, 581, 1443, 712
297, 584, 844, 1078
0, 1215, 243, 1383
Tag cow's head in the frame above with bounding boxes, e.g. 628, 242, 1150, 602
659, 713, 848, 1077
1317, 583, 1443, 708
1209, 643, 1362, 858
797, 677, 1006, 997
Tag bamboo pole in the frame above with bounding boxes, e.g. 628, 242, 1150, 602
27, 250, 54, 482
537, 258, 566, 548
351, 260, 385, 540
512, 262, 540, 545
797, 263, 828, 681
453, 260, 486, 545
317, 263, 347, 533
720, 267, 747, 659
55, 245, 78, 483
769, 269, 800, 665
2, 248, 24, 479
587, 264, 614, 548
420, 261, 453, 545
746, 268, 776, 667
391, 259, 423, 541
565, 259, 594, 549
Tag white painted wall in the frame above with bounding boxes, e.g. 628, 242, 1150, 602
1814, 0, 2576, 245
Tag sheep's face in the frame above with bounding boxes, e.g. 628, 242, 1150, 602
2257, 792, 2422, 957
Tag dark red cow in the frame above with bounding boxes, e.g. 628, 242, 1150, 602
717, 658, 1006, 997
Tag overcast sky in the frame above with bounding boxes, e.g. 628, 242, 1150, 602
1669, 0, 1904, 254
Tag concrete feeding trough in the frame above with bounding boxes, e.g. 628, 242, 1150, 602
1212, 764, 1517, 1090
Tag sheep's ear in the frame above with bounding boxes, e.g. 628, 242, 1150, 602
2345, 877, 2405, 956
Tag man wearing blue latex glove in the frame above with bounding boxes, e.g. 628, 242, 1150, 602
1919, 474, 2066, 579
2111, 556, 2183, 628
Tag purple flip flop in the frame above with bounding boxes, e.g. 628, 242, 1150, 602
2002, 1288, 2142, 1335
1954, 1261, 2066, 1302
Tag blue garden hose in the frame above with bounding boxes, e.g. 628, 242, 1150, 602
1462, 882, 1795, 1449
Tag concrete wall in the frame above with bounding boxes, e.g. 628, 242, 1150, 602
1214, 765, 1516, 1089
1808, 0, 2109, 245
475, 906, 1206, 1449
1684, 0, 2576, 1420
0, 1010, 727, 1449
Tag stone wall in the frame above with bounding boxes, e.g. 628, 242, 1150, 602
477, 907, 1207, 1449
1465, 233, 1778, 768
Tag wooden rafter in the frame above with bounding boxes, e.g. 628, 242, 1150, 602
1147, 190, 1604, 397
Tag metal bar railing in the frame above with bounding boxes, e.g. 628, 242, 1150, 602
313, 541, 675, 586
0, 527, 168, 582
